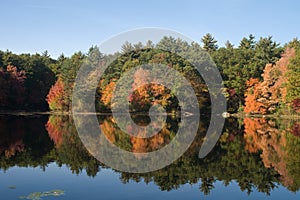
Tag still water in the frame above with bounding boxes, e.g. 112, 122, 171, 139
0, 115, 299, 199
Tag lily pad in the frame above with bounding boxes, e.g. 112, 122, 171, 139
19, 189, 65, 200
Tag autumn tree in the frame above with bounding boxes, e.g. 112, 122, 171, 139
46, 77, 66, 111
98, 79, 117, 110
0, 65, 26, 110
244, 48, 294, 114
244, 78, 265, 114
212, 34, 283, 112
291, 98, 300, 113
129, 68, 172, 112
46, 50, 87, 111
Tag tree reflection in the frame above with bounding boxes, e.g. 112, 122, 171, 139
0, 115, 299, 195
244, 117, 300, 191
0, 115, 53, 170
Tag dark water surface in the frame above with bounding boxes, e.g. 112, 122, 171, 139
0, 115, 299, 199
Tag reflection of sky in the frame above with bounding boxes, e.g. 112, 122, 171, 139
0, 163, 299, 200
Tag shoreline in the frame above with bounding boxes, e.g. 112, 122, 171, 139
1, 110, 300, 119
0, 111, 195, 117
229, 112, 300, 119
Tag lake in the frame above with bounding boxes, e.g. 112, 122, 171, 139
0, 114, 299, 199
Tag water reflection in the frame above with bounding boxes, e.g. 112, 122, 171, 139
99, 115, 176, 153
0, 115, 299, 196
0, 115, 53, 169
243, 118, 300, 192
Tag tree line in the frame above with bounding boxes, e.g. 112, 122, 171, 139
1, 34, 300, 114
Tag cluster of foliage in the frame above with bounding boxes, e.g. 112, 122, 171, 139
243, 48, 293, 114
96, 38, 210, 113
1, 34, 299, 114
48, 34, 294, 114
243, 43, 300, 115
46, 77, 65, 111
209, 34, 283, 112
0, 65, 26, 110
46, 51, 87, 111
292, 98, 300, 113
285, 43, 300, 113
244, 78, 264, 114
129, 69, 173, 112
0, 51, 55, 111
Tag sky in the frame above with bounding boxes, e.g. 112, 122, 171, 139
1, 0, 300, 58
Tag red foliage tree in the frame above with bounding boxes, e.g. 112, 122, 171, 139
0, 65, 26, 110
291, 123, 300, 137
46, 77, 66, 111
291, 98, 300, 113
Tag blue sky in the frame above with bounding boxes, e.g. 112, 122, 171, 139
1, 0, 300, 58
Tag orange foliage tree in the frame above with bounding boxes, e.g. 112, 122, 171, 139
99, 79, 117, 107
244, 48, 294, 114
244, 78, 266, 114
129, 68, 172, 112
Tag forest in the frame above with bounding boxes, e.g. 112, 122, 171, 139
1, 34, 300, 115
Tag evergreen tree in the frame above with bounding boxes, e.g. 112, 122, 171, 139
201, 33, 218, 52
239, 34, 255, 49
121, 41, 134, 54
